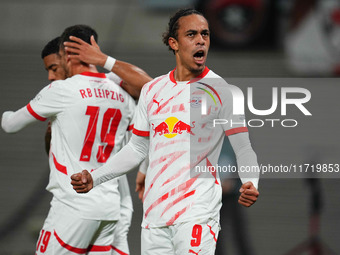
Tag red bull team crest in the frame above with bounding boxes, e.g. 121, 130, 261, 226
152, 117, 195, 138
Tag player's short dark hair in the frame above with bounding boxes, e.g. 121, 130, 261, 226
162, 8, 205, 53
59, 24, 98, 51
41, 37, 61, 59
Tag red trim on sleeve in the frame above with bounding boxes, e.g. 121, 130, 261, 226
127, 124, 134, 131
26, 103, 47, 121
52, 153, 67, 175
225, 127, 248, 136
133, 128, 150, 137
80, 72, 106, 78
111, 246, 129, 255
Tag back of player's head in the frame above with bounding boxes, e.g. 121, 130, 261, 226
162, 8, 205, 53
41, 37, 61, 59
59, 24, 98, 50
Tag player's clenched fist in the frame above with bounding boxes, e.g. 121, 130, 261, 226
238, 181, 259, 207
71, 170, 93, 193
135, 171, 146, 201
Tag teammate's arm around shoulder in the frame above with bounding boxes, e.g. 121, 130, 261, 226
63, 35, 152, 99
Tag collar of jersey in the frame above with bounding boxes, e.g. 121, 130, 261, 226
169, 66, 210, 85
80, 72, 106, 78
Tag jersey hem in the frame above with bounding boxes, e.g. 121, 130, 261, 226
141, 215, 219, 229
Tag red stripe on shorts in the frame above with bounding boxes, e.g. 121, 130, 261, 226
88, 244, 112, 252
207, 224, 217, 242
54, 231, 113, 254
54, 231, 87, 254
111, 246, 129, 255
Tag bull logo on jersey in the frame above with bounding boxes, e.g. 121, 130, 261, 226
152, 117, 195, 138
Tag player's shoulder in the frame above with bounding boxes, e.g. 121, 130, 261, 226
141, 73, 168, 95
205, 69, 240, 88
144, 74, 168, 89
199, 70, 241, 100
206, 69, 222, 79
42, 79, 68, 92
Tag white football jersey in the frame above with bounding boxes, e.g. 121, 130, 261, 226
28, 72, 136, 220
133, 67, 248, 228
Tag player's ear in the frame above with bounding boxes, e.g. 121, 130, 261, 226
168, 37, 178, 52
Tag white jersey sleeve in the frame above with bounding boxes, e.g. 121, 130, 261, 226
217, 83, 259, 188
28, 81, 66, 119
2, 107, 38, 133
106, 72, 123, 86
229, 132, 259, 189
132, 83, 150, 136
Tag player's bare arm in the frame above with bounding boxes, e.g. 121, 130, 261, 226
135, 171, 146, 201
64, 35, 152, 99
71, 170, 93, 193
238, 181, 259, 207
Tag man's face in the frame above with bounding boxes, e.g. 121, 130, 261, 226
171, 14, 210, 75
43, 53, 68, 81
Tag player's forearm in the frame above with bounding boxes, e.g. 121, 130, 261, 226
229, 132, 260, 189
235, 145, 259, 189
139, 157, 149, 174
111, 60, 152, 99
1, 107, 37, 133
92, 134, 149, 186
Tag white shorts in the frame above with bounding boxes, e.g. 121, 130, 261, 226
112, 221, 129, 255
35, 200, 117, 255
141, 219, 219, 255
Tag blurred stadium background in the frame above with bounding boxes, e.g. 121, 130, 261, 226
0, 0, 339, 254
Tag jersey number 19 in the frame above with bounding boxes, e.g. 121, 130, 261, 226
80, 106, 122, 163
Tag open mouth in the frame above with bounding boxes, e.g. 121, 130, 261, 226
193, 50, 205, 60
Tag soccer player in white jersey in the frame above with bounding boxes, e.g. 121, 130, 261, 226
40, 36, 141, 255
1, 25, 151, 254
71, 9, 260, 255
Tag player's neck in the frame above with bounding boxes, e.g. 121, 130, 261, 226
174, 65, 205, 82
69, 63, 98, 76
